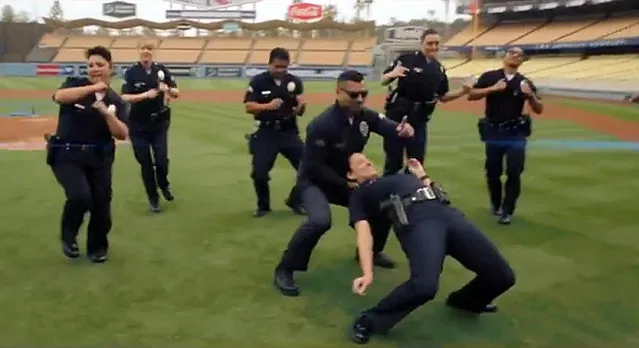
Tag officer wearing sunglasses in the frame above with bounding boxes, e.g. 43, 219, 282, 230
273, 70, 415, 297
381, 28, 470, 175
243, 47, 306, 217
468, 47, 544, 225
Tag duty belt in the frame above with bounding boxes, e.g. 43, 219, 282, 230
257, 118, 296, 131
484, 115, 529, 131
380, 186, 442, 227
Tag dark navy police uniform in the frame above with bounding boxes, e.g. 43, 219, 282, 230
474, 69, 538, 219
121, 62, 177, 204
47, 77, 128, 261
275, 105, 405, 295
382, 51, 449, 175
349, 174, 516, 342
243, 71, 304, 214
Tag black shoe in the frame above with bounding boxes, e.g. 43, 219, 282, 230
445, 294, 499, 313
253, 208, 271, 217
273, 268, 299, 296
498, 214, 512, 225
61, 240, 80, 259
87, 250, 108, 263
351, 312, 374, 344
161, 187, 174, 201
285, 199, 306, 215
149, 196, 161, 213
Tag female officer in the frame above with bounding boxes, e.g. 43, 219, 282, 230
49, 45, 129, 263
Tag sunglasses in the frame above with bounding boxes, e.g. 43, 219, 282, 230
341, 89, 368, 99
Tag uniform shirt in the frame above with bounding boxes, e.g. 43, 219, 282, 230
348, 174, 424, 226
474, 69, 540, 122
384, 51, 449, 102
53, 77, 128, 144
121, 62, 177, 127
243, 71, 303, 122
298, 104, 400, 187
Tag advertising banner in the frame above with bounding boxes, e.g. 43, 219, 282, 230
166, 9, 256, 20
103, 1, 136, 18
205, 66, 242, 77
35, 64, 60, 76
168, 0, 262, 9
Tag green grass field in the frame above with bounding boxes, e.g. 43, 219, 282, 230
0, 77, 638, 346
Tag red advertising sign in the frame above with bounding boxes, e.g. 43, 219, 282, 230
287, 3, 323, 21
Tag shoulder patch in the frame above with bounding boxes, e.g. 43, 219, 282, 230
378, 113, 385, 119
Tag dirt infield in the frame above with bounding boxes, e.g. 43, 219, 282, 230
1, 88, 638, 151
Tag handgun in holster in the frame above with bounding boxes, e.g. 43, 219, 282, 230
380, 193, 409, 229
45, 133, 58, 166
430, 182, 450, 205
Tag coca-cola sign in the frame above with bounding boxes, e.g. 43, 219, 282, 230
287, 3, 323, 21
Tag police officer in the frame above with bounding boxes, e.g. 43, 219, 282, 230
49, 45, 129, 263
468, 47, 543, 225
346, 154, 516, 344
381, 28, 470, 175
243, 47, 306, 217
625, 94, 638, 102
273, 70, 415, 297
121, 43, 180, 213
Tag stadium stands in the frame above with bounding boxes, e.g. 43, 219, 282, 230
39, 34, 378, 67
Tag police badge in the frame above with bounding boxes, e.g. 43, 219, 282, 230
359, 121, 369, 137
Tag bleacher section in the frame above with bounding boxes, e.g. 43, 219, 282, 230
447, 55, 639, 81
41, 34, 377, 67
446, 16, 639, 46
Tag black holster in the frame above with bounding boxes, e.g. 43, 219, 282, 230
45, 133, 58, 166
386, 95, 436, 124
380, 194, 409, 229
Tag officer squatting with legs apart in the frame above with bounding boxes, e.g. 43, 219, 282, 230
120, 43, 180, 213
380, 28, 471, 175
243, 47, 306, 217
273, 70, 415, 297
346, 154, 516, 344
468, 47, 543, 225
49, 46, 129, 263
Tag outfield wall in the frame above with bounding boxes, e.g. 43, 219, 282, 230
0, 63, 373, 81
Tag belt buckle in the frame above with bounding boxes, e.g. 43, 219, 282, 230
414, 187, 437, 201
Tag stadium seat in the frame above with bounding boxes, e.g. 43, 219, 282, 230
557, 17, 637, 42
346, 51, 373, 66
64, 36, 113, 48
154, 49, 200, 64
297, 51, 345, 66
512, 19, 598, 44
52, 48, 85, 62
445, 24, 488, 46
111, 49, 141, 63
37, 33, 66, 48
159, 37, 206, 50
200, 50, 248, 65
447, 59, 502, 77
526, 55, 634, 79
601, 21, 639, 39
468, 22, 545, 46
111, 37, 159, 49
